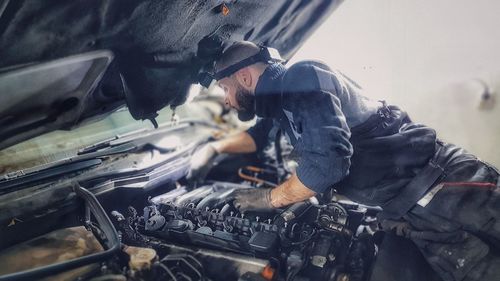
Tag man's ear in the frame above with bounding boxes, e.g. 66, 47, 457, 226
234, 68, 253, 89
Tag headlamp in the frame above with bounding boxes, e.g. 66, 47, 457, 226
198, 46, 284, 88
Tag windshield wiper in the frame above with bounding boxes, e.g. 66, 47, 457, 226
78, 122, 190, 155
0, 159, 102, 193
0, 142, 137, 194
78, 119, 218, 155
0, 119, 218, 194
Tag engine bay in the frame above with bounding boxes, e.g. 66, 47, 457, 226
111, 181, 377, 281
0, 118, 441, 281
0, 166, 379, 281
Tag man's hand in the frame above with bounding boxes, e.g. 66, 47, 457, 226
230, 174, 316, 212
186, 143, 219, 182
186, 132, 258, 183
270, 174, 316, 208
230, 188, 274, 212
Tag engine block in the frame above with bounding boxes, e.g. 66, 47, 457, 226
116, 182, 376, 280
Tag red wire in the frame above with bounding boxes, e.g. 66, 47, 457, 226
441, 182, 497, 188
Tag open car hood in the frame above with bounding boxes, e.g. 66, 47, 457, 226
0, 0, 341, 149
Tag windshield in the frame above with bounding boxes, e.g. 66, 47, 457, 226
0, 84, 234, 176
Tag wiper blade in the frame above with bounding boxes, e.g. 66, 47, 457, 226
78, 119, 219, 155
0, 119, 218, 193
0, 158, 101, 193
0, 142, 137, 194
78, 122, 189, 155
2, 142, 137, 181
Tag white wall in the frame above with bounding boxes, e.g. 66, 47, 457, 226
291, 0, 500, 166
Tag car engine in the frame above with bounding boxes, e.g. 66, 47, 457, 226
111, 181, 377, 281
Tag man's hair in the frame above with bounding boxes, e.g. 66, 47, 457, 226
215, 41, 261, 72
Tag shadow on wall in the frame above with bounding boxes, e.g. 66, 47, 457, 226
406, 77, 499, 166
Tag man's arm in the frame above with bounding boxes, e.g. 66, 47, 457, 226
211, 131, 257, 154
270, 173, 316, 207
187, 118, 272, 181
284, 63, 353, 194
231, 173, 316, 211
233, 64, 355, 211
212, 116, 274, 154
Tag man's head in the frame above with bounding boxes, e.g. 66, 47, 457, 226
215, 41, 269, 121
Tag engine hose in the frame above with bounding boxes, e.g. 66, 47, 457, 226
276, 201, 312, 224
290, 228, 317, 246
219, 203, 233, 216
275, 202, 313, 246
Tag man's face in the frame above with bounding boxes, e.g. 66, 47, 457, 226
218, 77, 256, 121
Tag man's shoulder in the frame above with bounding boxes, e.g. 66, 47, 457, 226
285, 59, 332, 77
287, 60, 332, 71
283, 60, 334, 93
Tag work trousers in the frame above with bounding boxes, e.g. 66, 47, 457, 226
334, 105, 500, 280
402, 146, 500, 281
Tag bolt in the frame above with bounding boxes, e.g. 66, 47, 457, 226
230, 211, 234, 217
256, 216, 260, 222
267, 219, 271, 224
328, 254, 336, 262
284, 222, 288, 228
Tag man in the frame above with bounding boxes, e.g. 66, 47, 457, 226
188, 41, 500, 281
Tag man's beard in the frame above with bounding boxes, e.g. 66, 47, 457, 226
235, 84, 256, 121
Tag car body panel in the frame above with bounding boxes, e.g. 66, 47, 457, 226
0, 0, 342, 149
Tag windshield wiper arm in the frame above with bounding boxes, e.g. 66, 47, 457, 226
78, 122, 190, 155
77, 119, 219, 155
0, 158, 101, 193
0, 119, 217, 193
0, 142, 137, 194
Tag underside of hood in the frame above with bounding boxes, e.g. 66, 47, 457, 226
0, 0, 342, 149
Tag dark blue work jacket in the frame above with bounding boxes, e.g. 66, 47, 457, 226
247, 61, 437, 207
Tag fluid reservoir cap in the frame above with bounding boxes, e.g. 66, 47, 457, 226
124, 246, 158, 271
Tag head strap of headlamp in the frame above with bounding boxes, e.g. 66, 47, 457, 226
213, 46, 283, 80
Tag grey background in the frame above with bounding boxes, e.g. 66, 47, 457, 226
291, 0, 500, 167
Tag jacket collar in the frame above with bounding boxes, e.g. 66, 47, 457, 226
254, 63, 287, 118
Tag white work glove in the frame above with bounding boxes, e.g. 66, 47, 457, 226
186, 143, 219, 182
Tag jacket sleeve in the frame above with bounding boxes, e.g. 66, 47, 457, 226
246, 118, 274, 153
283, 62, 353, 193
